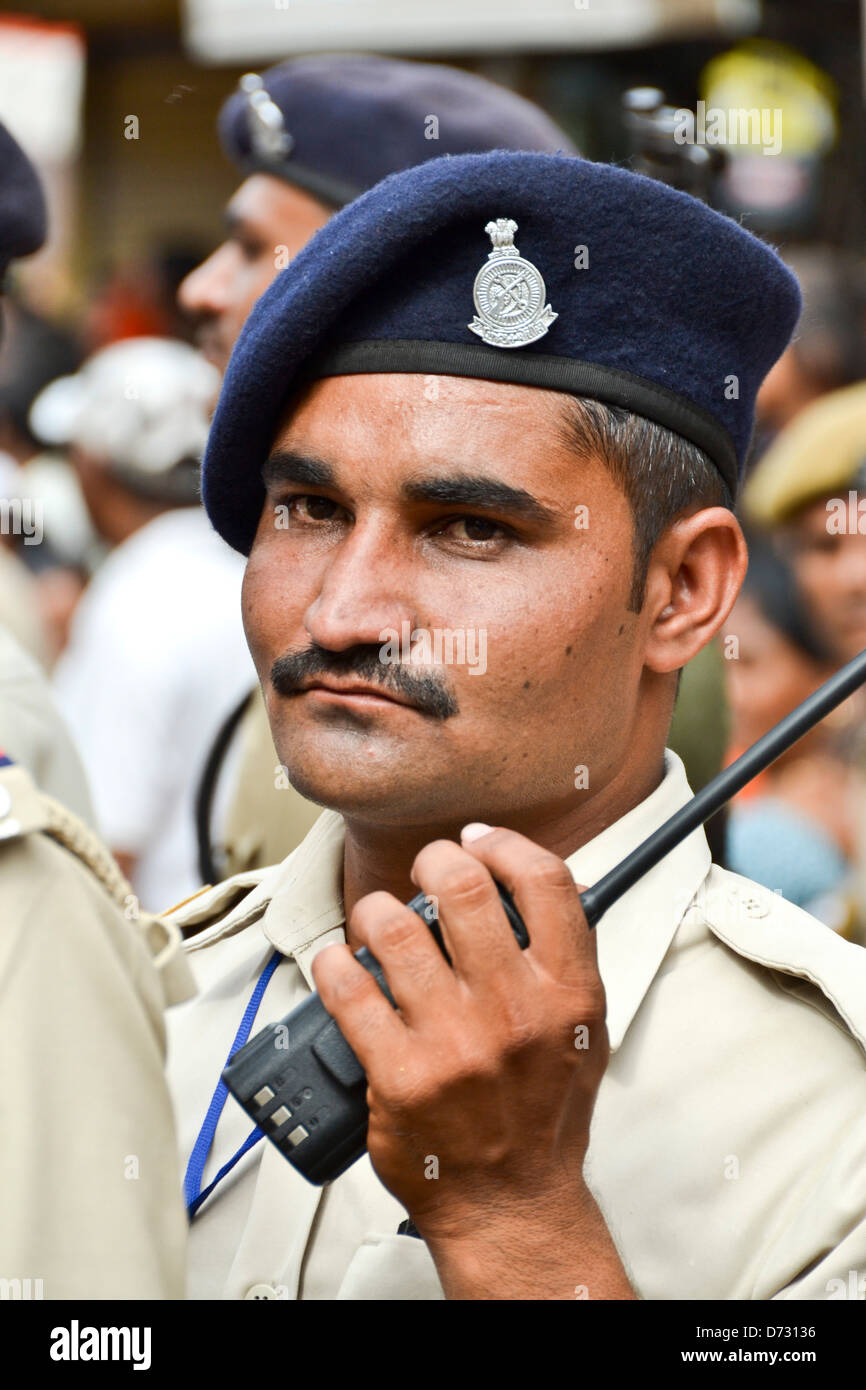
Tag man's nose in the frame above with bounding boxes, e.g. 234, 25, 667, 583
177, 244, 233, 317
303, 524, 416, 653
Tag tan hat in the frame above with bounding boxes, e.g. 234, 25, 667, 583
744, 381, 866, 524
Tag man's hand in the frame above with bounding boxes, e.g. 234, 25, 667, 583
311, 823, 634, 1299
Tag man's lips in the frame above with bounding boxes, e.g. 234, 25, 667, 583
297, 679, 418, 710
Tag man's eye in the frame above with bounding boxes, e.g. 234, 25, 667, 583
236, 237, 267, 263
285, 495, 342, 522
802, 535, 838, 555
441, 516, 508, 544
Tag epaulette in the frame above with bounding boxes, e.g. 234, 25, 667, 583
0, 754, 194, 1005
161, 868, 272, 950
703, 867, 866, 1059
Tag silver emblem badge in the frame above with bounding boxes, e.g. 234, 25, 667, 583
468, 218, 557, 349
240, 73, 294, 163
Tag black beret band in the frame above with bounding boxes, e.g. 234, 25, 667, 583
307, 339, 740, 496
238, 156, 361, 210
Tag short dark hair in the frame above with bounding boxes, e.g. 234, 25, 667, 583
558, 397, 734, 612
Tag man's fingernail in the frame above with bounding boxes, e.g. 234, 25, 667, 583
461, 822, 494, 843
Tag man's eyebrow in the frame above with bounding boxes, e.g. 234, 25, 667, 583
402, 474, 558, 524
261, 453, 559, 523
261, 450, 338, 489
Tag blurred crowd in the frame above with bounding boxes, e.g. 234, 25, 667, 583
3, 46, 866, 944
722, 254, 866, 937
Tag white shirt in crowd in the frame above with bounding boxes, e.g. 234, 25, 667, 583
54, 506, 255, 912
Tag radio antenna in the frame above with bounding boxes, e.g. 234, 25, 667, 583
580, 646, 866, 928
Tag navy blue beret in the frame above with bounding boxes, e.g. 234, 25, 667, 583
203, 150, 802, 555
0, 122, 46, 279
217, 54, 576, 208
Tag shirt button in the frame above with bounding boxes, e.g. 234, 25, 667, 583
742, 894, 769, 919
244, 1283, 281, 1300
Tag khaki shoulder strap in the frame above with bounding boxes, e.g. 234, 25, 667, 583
41, 793, 133, 909
704, 869, 866, 1059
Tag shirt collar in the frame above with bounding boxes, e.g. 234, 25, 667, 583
261, 750, 710, 1051
260, 808, 347, 967
562, 750, 710, 1050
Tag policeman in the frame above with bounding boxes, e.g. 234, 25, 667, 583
179, 54, 576, 373
0, 122, 193, 1300
179, 54, 578, 887
33, 336, 252, 910
0, 123, 52, 669
0, 125, 96, 822
167, 150, 866, 1299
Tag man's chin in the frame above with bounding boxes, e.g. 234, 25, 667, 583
278, 750, 463, 828
195, 333, 230, 373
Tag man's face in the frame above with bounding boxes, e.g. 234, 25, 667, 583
724, 593, 830, 753
755, 346, 823, 437
782, 495, 866, 664
177, 174, 331, 373
242, 373, 655, 833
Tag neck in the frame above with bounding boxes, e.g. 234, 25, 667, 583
341, 746, 667, 950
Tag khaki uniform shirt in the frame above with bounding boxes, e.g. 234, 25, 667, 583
0, 760, 194, 1299
166, 752, 866, 1301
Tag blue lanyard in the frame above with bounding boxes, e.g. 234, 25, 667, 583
184, 950, 281, 1220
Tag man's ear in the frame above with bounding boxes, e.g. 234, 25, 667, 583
641, 507, 747, 674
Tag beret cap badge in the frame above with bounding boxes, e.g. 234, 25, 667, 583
468, 217, 557, 349
240, 72, 295, 163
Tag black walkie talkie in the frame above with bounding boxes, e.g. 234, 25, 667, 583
222, 646, 866, 1188
221, 884, 527, 1185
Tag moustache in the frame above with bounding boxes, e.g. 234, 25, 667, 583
183, 310, 228, 361
270, 645, 459, 721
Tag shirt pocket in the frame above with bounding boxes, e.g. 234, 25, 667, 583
335, 1232, 445, 1301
